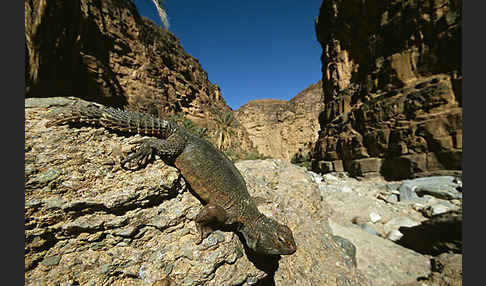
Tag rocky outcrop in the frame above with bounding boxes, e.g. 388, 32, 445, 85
25, 98, 370, 286
25, 0, 229, 123
312, 0, 462, 179
235, 81, 323, 161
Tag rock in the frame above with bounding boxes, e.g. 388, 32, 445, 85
421, 202, 459, 218
25, 105, 371, 286
386, 194, 399, 203
311, 0, 462, 180
236, 159, 371, 285
28, 169, 62, 187
350, 158, 383, 177
386, 230, 404, 241
428, 253, 463, 286
25, 0, 228, 118
397, 253, 463, 286
383, 217, 421, 241
234, 81, 323, 161
40, 255, 61, 267
399, 176, 462, 202
359, 223, 381, 237
329, 220, 431, 286
333, 235, 357, 267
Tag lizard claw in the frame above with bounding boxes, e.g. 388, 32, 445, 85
195, 223, 213, 245
121, 139, 153, 170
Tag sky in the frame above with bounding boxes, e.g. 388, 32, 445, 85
133, 0, 323, 110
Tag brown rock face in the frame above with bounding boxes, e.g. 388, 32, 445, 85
25, 0, 230, 122
234, 81, 323, 161
312, 0, 462, 179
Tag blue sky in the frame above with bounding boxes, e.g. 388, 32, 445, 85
133, 0, 323, 110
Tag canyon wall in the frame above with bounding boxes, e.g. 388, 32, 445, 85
25, 0, 230, 122
312, 0, 462, 179
25, 0, 255, 153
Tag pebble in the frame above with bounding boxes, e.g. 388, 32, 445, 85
40, 255, 61, 267
386, 230, 404, 241
369, 212, 382, 223
33, 169, 62, 186
386, 194, 399, 203
360, 223, 381, 237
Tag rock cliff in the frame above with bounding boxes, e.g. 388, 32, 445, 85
235, 81, 323, 161
312, 0, 462, 179
25, 0, 230, 118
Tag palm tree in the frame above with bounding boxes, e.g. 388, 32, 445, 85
150, 0, 170, 29
132, 0, 170, 29
213, 111, 239, 150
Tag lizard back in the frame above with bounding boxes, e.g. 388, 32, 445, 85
174, 132, 260, 222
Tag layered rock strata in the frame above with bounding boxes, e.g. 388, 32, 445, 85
312, 0, 462, 179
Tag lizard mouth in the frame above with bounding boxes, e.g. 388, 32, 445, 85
284, 242, 297, 255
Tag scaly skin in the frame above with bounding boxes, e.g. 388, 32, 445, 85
47, 102, 297, 255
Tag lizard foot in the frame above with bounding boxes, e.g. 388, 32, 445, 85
194, 204, 228, 244
121, 139, 154, 170
194, 224, 214, 245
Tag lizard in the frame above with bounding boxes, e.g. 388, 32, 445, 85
46, 101, 297, 255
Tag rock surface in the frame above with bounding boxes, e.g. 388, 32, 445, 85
25, 99, 371, 285
234, 81, 323, 161
312, 0, 462, 179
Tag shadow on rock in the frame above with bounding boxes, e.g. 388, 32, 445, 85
396, 210, 462, 255
236, 232, 281, 286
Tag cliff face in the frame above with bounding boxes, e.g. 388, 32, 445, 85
235, 81, 323, 161
312, 0, 462, 179
25, 0, 229, 122
25, 0, 256, 154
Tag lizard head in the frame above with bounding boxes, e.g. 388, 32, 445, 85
242, 216, 296, 255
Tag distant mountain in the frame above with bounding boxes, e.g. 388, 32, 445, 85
235, 80, 323, 161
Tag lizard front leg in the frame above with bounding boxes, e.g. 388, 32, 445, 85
122, 136, 185, 169
194, 204, 228, 244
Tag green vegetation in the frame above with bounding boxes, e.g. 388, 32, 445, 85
213, 110, 239, 151
168, 111, 270, 162
169, 113, 209, 140
291, 152, 313, 170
